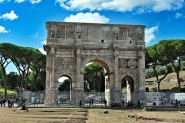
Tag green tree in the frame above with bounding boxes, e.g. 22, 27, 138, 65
7, 72, 19, 89
0, 43, 16, 97
84, 63, 104, 92
146, 44, 171, 91
10, 46, 41, 91
157, 39, 185, 92
121, 78, 126, 89
30, 51, 46, 91
58, 79, 70, 92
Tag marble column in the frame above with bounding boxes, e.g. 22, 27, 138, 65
48, 47, 58, 106
76, 48, 81, 89
113, 50, 120, 90
137, 48, 145, 91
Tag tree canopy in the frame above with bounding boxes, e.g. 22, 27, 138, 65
0, 42, 46, 96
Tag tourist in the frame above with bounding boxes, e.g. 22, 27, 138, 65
0, 98, 2, 107
2, 97, 6, 107
137, 100, 141, 107
8, 99, 11, 108
91, 99, 94, 106
79, 100, 82, 108
104, 99, 107, 107
57, 99, 61, 107
122, 100, 125, 107
34, 97, 37, 106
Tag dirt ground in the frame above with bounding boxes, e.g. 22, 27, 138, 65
1, 107, 185, 123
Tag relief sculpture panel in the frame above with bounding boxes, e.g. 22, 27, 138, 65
87, 25, 95, 40
66, 25, 75, 38
56, 57, 76, 72
119, 27, 127, 40
128, 27, 136, 40
57, 25, 65, 38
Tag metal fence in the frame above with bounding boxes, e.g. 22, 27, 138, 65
16, 91, 185, 108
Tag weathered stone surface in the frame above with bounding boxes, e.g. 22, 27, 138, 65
44, 22, 146, 106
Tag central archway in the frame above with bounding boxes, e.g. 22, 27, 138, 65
82, 58, 112, 105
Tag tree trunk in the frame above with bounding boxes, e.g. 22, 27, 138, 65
157, 81, 160, 92
20, 74, 25, 92
34, 76, 37, 91
3, 73, 7, 98
1, 65, 7, 98
25, 75, 28, 91
177, 72, 181, 92
172, 61, 181, 93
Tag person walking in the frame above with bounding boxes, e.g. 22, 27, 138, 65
79, 100, 82, 108
2, 97, 6, 107
104, 99, 107, 107
0, 98, 2, 107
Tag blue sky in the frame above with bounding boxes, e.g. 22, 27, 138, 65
1, 0, 185, 75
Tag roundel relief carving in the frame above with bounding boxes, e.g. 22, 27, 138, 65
69, 60, 75, 65
118, 59, 127, 68
56, 58, 65, 66
128, 59, 137, 68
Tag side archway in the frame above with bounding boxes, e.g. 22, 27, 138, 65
121, 75, 134, 102
57, 75, 73, 103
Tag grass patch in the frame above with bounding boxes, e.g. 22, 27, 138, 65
122, 71, 185, 93
145, 71, 185, 82
1, 107, 185, 123
0, 88, 17, 95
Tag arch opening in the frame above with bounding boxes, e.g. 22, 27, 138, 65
57, 75, 72, 104
84, 62, 107, 92
121, 76, 134, 102
83, 59, 110, 105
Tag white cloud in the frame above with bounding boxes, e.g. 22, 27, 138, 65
64, 12, 109, 23
32, 32, 39, 37
0, 10, 18, 20
0, 26, 10, 33
39, 40, 46, 54
175, 12, 184, 18
56, 0, 184, 12
15, 0, 42, 4
30, 0, 41, 4
15, 0, 25, 3
0, 0, 8, 3
152, 0, 184, 12
145, 26, 158, 44
41, 40, 46, 45
39, 48, 46, 55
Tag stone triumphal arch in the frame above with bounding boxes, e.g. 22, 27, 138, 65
44, 22, 146, 106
